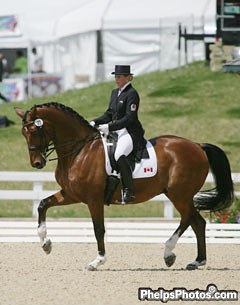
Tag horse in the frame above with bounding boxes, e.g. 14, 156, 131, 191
15, 102, 234, 271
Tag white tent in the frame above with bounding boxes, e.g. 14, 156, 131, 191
0, 0, 88, 96
55, 0, 216, 89
0, 0, 216, 91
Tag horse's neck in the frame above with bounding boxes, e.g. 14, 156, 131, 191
56, 122, 91, 142
40, 107, 94, 156
54, 122, 96, 171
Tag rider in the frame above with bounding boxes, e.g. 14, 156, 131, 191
90, 65, 145, 203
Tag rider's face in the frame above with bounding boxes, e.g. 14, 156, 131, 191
115, 75, 131, 89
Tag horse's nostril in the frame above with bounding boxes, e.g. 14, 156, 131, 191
33, 161, 43, 169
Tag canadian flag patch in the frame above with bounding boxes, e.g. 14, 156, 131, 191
130, 103, 137, 111
144, 167, 153, 173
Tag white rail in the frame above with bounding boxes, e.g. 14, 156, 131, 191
0, 221, 239, 244
0, 171, 239, 218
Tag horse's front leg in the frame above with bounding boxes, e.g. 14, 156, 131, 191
86, 202, 107, 271
38, 190, 73, 254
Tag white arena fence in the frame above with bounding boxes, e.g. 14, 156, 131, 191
0, 171, 240, 218
0, 220, 239, 244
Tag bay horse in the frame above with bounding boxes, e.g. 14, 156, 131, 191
15, 102, 234, 270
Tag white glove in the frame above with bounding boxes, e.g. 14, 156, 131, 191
98, 124, 109, 135
89, 121, 95, 127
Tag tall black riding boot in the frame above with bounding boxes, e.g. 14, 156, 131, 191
116, 155, 134, 203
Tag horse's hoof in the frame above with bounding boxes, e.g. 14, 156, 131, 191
85, 255, 107, 271
42, 239, 52, 255
164, 253, 176, 267
186, 260, 206, 270
85, 264, 97, 271
186, 263, 198, 270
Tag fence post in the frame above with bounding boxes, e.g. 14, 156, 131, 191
164, 201, 173, 218
32, 181, 43, 217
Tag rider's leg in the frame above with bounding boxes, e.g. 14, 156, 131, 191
114, 129, 134, 203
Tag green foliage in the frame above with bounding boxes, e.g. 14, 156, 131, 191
210, 197, 240, 223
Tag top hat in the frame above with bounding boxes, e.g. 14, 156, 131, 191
111, 65, 133, 75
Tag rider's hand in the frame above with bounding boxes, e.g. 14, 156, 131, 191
98, 124, 109, 135
89, 121, 95, 127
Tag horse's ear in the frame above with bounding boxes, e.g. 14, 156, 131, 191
14, 107, 25, 118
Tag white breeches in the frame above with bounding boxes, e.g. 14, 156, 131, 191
114, 128, 133, 161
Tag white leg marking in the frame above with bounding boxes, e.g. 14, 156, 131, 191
38, 222, 47, 244
86, 254, 107, 271
164, 231, 179, 258
38, 222, 52, 254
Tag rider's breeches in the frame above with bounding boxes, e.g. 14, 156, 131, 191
114, 128, 133, 161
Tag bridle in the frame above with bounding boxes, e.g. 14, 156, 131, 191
23, 118, 100, 162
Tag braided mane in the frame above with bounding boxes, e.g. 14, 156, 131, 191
32, 102, 92, 128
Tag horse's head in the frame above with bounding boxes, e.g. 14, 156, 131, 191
15, 105, 53, 169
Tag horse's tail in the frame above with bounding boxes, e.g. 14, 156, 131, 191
194, 143, 234, 211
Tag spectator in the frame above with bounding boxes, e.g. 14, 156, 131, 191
30, 47, 43, 73
14, 50, 27, 74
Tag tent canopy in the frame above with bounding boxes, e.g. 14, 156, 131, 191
0, 0, 87, 46
56, 0, 215, 37
0, 0, 216, 90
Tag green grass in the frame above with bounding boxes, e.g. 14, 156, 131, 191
0, 61, 239, 217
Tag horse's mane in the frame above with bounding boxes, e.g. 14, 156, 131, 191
31, 102, 93, 128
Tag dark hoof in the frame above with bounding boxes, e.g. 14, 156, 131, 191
42, 239, 52, 255
186, 263, 198, 270
186, 260, 206, 270
164, 253, 176, 267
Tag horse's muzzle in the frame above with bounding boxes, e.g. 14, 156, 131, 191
32, 159, 46, 169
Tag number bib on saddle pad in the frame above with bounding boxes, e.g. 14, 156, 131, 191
101, 133, 157, 179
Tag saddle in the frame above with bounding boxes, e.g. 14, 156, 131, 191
102, 132, 157, 205
106, 132, 150, 174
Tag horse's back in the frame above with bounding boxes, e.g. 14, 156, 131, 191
152, 135, 207, 164
152, 135, 209, 198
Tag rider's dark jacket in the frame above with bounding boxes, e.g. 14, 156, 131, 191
93, 83, 145, 151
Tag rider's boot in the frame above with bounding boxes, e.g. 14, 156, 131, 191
116, 155, 135, 203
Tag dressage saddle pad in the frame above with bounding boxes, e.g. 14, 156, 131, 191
101, 132, 157, 179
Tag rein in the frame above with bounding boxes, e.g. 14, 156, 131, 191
23, 118, 100, 162
46, 133, 100, 162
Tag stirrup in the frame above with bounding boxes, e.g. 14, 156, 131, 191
116, 189, 135, 204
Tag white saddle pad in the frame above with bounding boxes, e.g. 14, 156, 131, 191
101, 134, 157, 179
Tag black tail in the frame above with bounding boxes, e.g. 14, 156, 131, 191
194, 143, 234, 211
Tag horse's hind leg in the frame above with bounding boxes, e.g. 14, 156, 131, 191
164, 220, 190, 267
164, 197, 196, 268
164, 198, 207, 270
186, 210, 206, 270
